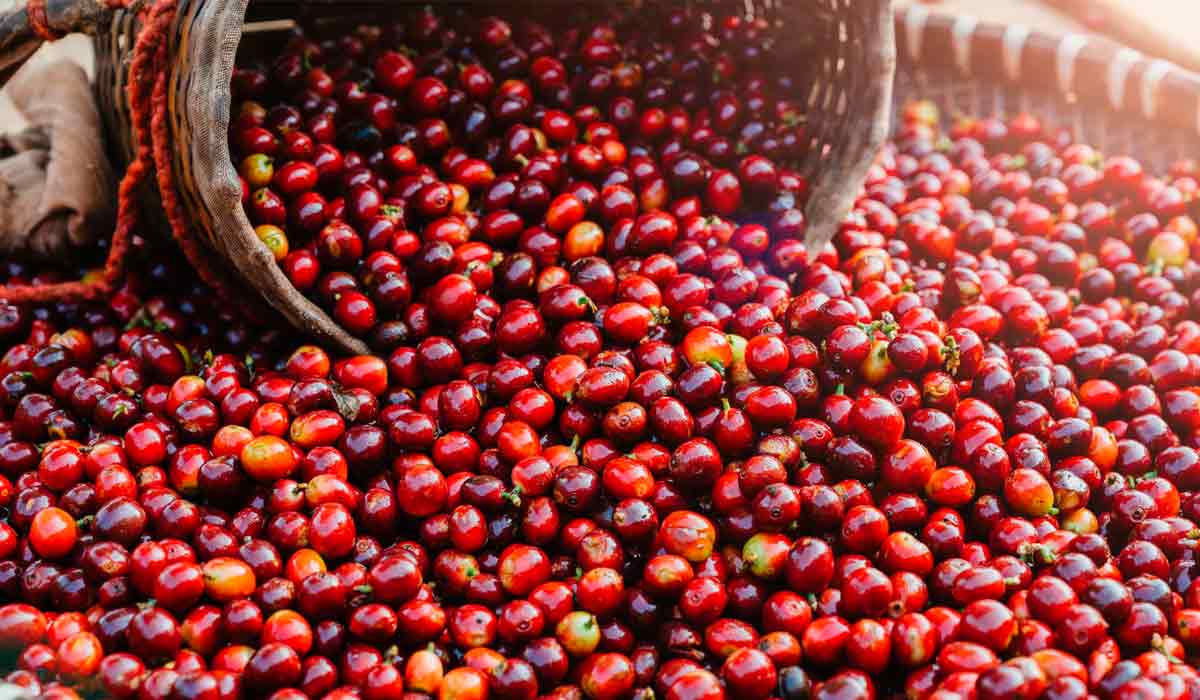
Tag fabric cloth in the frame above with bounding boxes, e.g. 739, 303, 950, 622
0, 59, 115, 258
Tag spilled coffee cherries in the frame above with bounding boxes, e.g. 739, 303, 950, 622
2, 4, 1200, 700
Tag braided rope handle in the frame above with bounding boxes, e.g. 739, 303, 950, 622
0, 0, 243, 311
0, 0, 117, 85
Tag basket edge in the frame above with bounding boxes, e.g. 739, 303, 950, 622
181, 0, 370, 354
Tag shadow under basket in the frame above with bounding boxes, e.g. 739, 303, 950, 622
0, 0, 897, 353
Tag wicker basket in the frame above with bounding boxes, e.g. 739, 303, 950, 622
894, 6, 1200, 170
0, 0, 896, 353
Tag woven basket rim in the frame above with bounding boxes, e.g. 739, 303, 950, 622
115, 0, 897, 349
0, 0, 896, 345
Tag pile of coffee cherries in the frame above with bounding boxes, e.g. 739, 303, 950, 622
3, 5, 1200, 700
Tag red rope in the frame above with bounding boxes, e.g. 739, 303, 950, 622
3, 0, 252, 314
25, 0, 60, 42
1, 0, 160, 303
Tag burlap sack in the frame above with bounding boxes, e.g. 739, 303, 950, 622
0, 58, 114, 258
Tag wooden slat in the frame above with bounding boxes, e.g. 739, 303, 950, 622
1043, 0, 1200, 74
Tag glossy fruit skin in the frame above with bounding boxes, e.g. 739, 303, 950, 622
850, 396, 905, 451
14, 17, 1200, 700
29, 508, 77, 560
